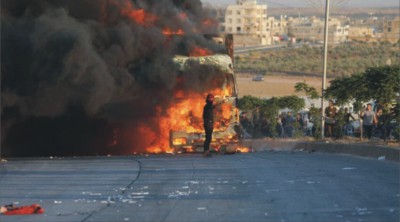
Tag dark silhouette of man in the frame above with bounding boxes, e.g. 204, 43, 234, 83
203, 93, 215, 157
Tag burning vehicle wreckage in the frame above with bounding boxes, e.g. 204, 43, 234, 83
169, 46, 242, 154
116, 35, 248, 155
1, 0, 249, 157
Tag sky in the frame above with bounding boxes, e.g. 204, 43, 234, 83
201, 0, 400, 8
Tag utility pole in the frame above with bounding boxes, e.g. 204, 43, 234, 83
320, 0, 330, 139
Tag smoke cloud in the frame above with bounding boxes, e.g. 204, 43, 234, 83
1, 0, 224, 157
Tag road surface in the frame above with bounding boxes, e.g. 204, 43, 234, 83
0, 151, 399, 222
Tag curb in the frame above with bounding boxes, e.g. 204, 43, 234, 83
239, 140, 400, 162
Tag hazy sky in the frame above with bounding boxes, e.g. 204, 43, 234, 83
201, 0, 400, 8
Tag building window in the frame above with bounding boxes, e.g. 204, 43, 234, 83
388, 28, 392, 32
237, 19, 241, 23
237, 11, 241, 15
237, 27, 241, 32
228, 19, 232, 24
227, 10, 232, 15
228, 27, 232, 32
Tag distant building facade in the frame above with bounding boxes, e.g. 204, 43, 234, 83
288, 17, 349, 44
348, 26, 376, 42
381, 16, 400, 43
223, 0, 273, 47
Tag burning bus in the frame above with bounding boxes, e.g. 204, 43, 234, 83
142, 35, 241, 154
169, 44, 240, 153
1, 0, 246, 157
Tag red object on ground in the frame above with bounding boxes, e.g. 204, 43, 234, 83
2, 204, 44, 215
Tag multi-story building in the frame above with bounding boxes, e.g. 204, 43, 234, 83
381, 16, 400, 44
223, 0, 272, 47
288, 17, 349, 44
348, 26, 376, 42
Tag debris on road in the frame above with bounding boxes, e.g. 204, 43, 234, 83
1, 204, 44, 215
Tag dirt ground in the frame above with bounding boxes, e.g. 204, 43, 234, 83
237, 73, 330, 98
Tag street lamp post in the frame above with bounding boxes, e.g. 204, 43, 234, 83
320, 0, 330, 139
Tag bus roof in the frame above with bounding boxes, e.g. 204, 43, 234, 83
173, 54, 234, 74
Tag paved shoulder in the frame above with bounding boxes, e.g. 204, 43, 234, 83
1, 153, 399, 222
0, 157, 139, 222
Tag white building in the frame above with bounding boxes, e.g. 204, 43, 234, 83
223, 0, 273, 47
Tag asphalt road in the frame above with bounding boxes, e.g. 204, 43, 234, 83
0, 152, 399, 222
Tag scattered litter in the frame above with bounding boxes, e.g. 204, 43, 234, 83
389, 209, 395, 213
197, 207, 206, 211
182, 186, 189, 189
54, 201, 62, 204
342, 167, 356, 170
285, 180, 295, 183
264, 212, 268, 216
242, 181, 248, 184
124, 218, 130, 221
356, 207, 371, 215
336, 215, 343, 218
168, 190, 190, 198
82, 192, 102, 196
378, 156, 386, 161
208, 186, 214, 191
131, 192, 149, 195
307, 181, 315, 184
187, 181, 200, 184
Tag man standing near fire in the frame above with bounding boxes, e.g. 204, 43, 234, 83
203, 94, 215, 157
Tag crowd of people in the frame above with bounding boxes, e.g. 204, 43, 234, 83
238, 100, 397, 140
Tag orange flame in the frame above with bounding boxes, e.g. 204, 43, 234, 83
236, 146, 250, 153
189, 46, 213, 57
144, 87, 235, 154
162, 28, 185, 35
118, 0, 157, 26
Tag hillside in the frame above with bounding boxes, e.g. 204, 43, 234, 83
235, 42, 400, 78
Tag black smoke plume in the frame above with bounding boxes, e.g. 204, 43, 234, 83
1, 0, 224, 157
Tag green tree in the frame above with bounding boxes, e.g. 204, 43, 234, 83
295, 81, 320, 105
325, 65, 400, 140
237, 95, 262, 111
278, 96, 305, 113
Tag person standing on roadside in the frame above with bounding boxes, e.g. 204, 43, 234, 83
203, 94, 215, 157
324, 100, 337, 137
344, 107, 355, 136
361, 103, 377, 139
